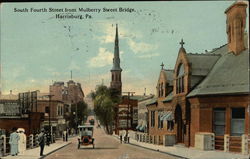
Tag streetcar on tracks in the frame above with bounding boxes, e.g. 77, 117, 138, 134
77, 125, 95, 149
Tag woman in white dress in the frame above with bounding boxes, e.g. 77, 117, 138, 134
17, 128, 26, 154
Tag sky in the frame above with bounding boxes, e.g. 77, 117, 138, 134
0, 1, 248, 96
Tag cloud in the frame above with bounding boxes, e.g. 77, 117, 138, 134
138, 53, 160, 58
88, 48, 113, 68
127, 39, 158, 54
96, 23, 142, 44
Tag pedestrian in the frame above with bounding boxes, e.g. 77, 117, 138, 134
45, 131, 50, 146
62, 131, 65, 141
120, 133, 123, 143
123, 131, 126, 143
17, 128, 26, 154
9, 127, 20, 156
127, 132, 130, 143
65, 129, 68, 142
63, 131, 66, 142
38, 129, 46, 156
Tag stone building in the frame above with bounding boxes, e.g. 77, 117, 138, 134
147, 1, 249, 153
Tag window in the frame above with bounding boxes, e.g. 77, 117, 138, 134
167, 121, 174, 131
231, 108, 245, 136
158, 111, 163, 129
151, 111, 155, 127
161, 83, 164, 97
57, 106, 60, 116
213, 108, 225, 136
158, 84, 160, 97
176, 64, 185, 94
112, 74, 114, 81
165, 82, 168, 97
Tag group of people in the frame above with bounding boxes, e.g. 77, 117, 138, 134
8, 127, 26, 156
119, 131, 130, 144
9, 127, 50, 157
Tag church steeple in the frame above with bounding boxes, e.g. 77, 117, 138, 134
112, 24, 122, 71
110, 24, 122, 95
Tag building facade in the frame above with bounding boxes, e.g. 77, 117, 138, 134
37, 99, 65, 137
147, 1, 249, 152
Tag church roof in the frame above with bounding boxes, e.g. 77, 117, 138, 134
163, 69, 174, 85
162, 91, 173, 103
187, 47, 249, 97
186, 53, 221, 76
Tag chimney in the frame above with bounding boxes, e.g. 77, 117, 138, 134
225, 1, 248, 55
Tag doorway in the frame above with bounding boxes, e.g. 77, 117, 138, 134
175, 105, 183, 143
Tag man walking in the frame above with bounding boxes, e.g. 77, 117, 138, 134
9, 127, 20, 156
120, 133, 123, 143
127, 132, 130, 144
38, 129, 46, 156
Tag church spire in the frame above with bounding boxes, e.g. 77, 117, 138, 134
110, 24, 122, 95
111, 24, 122, 71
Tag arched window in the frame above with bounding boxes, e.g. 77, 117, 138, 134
161, 83, 163, 97
112, 74, 114, 81
176, 63, 185, 94
165, 82, 168, 97
158, 83, 160, 97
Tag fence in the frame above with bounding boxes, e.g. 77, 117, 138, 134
0, 133, 39, 157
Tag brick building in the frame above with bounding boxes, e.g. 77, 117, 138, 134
0, 93, 44, 136
50, 80, 84, 105
147, 1, 249, 152
37, 99, 65, 137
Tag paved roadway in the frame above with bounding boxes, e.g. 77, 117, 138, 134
45, 116, 178, 159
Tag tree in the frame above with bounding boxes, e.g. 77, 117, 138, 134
91, 85, 121, 134
67, 101, 88, 130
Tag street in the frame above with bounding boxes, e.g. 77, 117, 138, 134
44, 117, 178, 159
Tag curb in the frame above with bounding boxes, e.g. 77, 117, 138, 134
39, 142, 72, 159
113, 135, 188, 159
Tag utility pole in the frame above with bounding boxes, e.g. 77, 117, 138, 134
46, 94, 54, 144
122, 91, 135, 137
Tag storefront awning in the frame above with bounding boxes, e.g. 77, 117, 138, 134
160, 111, 174, 121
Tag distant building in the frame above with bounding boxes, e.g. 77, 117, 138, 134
116, 95, 138, 132
136, 95, 155, 133
49, 80, 85, 112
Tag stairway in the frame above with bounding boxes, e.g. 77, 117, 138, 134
229, 136, 241, 152
215, 136, 224, 150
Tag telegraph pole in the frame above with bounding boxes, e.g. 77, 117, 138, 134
46, 94, 54, 144
122, 91, 135, 137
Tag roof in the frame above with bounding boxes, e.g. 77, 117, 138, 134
163, 69, 174, 85
146, 97, 157, 106
130, 95, 154, 101
186, 53, 221, 76
188, 48, 249, 97
162, 92, 173, 103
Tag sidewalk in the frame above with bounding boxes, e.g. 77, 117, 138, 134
113, 134, 250, 159
1, 136, 76, 159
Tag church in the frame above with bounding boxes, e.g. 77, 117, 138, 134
147, 1, 249, 153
